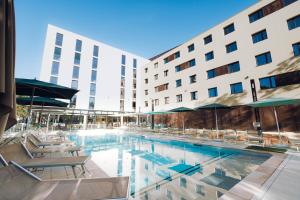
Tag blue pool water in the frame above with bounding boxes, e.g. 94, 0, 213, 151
69, 131, 271, 200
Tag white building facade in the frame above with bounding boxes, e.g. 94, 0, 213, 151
40, 25, 149, 112
141, 0, 300, 113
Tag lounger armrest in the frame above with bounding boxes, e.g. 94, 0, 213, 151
20, 142, 34, 159
0, 154, 8, 166
9, 161, 42, 181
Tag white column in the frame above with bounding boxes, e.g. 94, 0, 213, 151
83, 115, 88, 130
120, 115, 124, 127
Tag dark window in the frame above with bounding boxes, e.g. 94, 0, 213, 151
287, 15, 300, 30
55, 33, 63, 46
53, 47, 61, 60
89, 97, 95, 110
176, 79, 182, 87
164, 70, 168, 77
145, 68, 148, 73
205, 51, 214, 61
90, 83, 96, 96
50, 76, 58, 84
191, 91, 198, 100
282, 0, 298, 6
230, 82, 243, 94
252, 29, 268, 43
256, 52, 272, 66
51, 61, 59, 75
121, 55, 126, 65
204, 35, 212, 44
249, 9, 264, 23
75, 39, 82, 52
70, 95, 77, 107
91, 70, 97, 82
189, 74, 196, 83
164, 58, 168, 64
72, 66, 80, 79
208, 87, 218, 98
259, 76, 276, 89
207, 69, 216, 79
180, 177, 187, 188
93, 45, 99, 57
175, 51, 180, 58
189, 59, 196, 67
71, 80, 78, 89
228, 61, 240, 73
226, 42, 237, 53
145, 79, 148, 84
74, 52, 81, 65
188, 44, 195, 52
92, 57, 98, 69
224, 23, 235, 35
133, 58, 137, 68
293, 42, 300, 56
175, 65, 181, 72
121, 65, 125, 76
176, 94, 182, 102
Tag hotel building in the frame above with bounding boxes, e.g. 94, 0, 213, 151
141, 0, 300, 131
40, 25, 149, 112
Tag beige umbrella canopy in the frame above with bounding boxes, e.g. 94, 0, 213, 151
0, 0, 16, 138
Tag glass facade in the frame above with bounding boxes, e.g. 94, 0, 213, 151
71, 80, 78, 89
72, 66, 80, 79
55, 33, 63, 46
230, 82, 243, 94
92, 57, 98, 69
74, 52, 81, 65
228, 62, 240, 73
121, 55, 126, 65
93, 45, 99, 57
90, 83, 96, 96
208, 87, 218, 97
53, 47, 62, 60
75, 39, 82, 52
259, 76, 276, 89
256, 52, 272, 66
91, 70, 97, 82
51, 61, 59, 76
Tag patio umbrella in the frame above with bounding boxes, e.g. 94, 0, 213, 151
168, 107, 194, 133
195, 103, 230, 138
0, 0, 17, 138
245, 98, 300, 141
145, 111, 174, 129
16, 97, 69, 107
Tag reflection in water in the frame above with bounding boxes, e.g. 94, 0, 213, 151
69, 133, 271, 200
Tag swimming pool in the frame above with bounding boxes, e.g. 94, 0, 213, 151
69, 130, 271, 200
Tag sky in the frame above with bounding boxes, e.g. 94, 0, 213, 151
15, 0, 257, 79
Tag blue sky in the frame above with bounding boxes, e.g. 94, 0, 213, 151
15, 0, 257, 78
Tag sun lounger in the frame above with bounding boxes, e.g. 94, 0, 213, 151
224, 129, 239, 143
0, 161, 129, 200
28, 134, 73, 147
285, 132, 300, 151
246, 130, 265, 147
25, 137, 81, 156
0, 142, 89, 178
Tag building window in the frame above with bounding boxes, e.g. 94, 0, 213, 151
189, 59, 196, 67
133, 58, 137, 69
256, 52, 272, 66
176, 94, 182, 102
70, 95, 77, 107
205, 51, 214, 61
145, 68, 148, 73
53, 47, 61, 60
287, 15, 300, 30
293, 42, 300, 56
75, 39, 82, 52
165, 97, 169, 104
249, 9, 263, 23
180, 177, 187, 188
145, 79, 148, 84
282, 0, 298, 6
145, 90, 148, 95
93, 45, 99, 57
259, 76, 276, 89
55, 33, 63, 46
176, 79, 182, 87
175, 65, 181, 72
92, 57, 98, 69
145, 101, 148, 107
90, 83, 96, 96
154, 62, 158, 68
189, 74, 196, 83
224, 23, 235, 35
91, 70, 97, 82
154, 74, 158, 80
228, 61, 240, 73
207, 69, 216, 79
121, 65, 126, 76
89, 97, 95, 110
191, 91, 198, 100
74, 52, 81, 65
71, 80, 78, 89
196, 184, 205, 196
121, 55, 126, 65
164, 70, 168, 77
226, 42, 237, 53
208, 87, 218, 98
154, 99, 159, 106
204, 35, 212, 45
72, 66, 80, 79
188, 44, 195, 52
51, 61, 59, 76
175, 51, 180, 58
252, 29, 268, 44
50, 76, 58, 84
230, 82, 243, 94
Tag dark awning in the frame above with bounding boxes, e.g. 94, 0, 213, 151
194, 103, 230, 110
16, 78, 78, 100
168, 107, 194, 112
17, 97, 68, 107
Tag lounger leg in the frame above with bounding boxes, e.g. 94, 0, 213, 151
64, 167, 68, 177
81, 164, 85, 174
76, 151, 79, 156
72, 166, 77, 178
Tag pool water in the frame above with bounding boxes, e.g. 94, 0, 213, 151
69, 131, 271, 200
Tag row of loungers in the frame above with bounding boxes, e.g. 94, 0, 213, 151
0, 132, 130, 200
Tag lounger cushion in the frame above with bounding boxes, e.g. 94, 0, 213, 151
21, 156, 89, 168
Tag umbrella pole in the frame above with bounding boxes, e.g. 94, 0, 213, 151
182, 113, 185, 134
26, 87, 36, 129
273, 106, 281, 143
215, 106, 219, 138
39, 103, 44, 128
